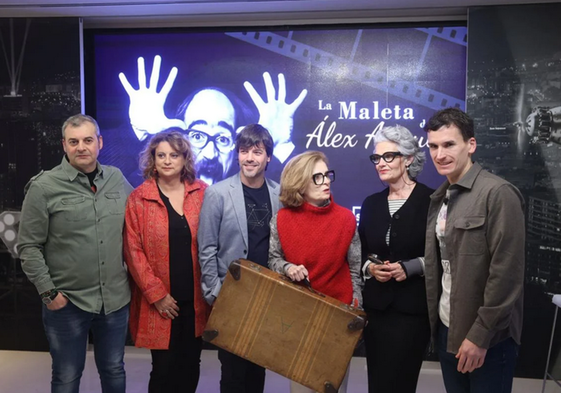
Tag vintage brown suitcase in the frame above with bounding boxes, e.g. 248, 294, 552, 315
203, 259, 366, 393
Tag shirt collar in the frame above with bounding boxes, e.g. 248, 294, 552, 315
61, 155, 103, 182
454, 161, 483, 190
430, 161, 483, 201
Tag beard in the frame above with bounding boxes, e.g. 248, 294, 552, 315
197, 157, 226, 184
240, 163, 260, 179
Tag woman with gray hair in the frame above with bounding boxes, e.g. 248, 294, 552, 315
358, 124, 433, 393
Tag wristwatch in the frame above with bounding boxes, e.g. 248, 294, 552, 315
40, 289, 59, 305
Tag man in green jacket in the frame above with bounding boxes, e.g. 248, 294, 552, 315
18, 114, 133, 393
424, 107, 524, 393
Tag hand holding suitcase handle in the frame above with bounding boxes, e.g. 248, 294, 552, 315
284, 264, 325, 296
295, 277, 326, 298
301, 277, 312, 288
286, 264, 309, 283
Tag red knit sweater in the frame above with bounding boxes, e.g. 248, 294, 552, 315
276, 200, 356, 304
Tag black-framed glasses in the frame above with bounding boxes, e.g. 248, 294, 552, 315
187, 129, 234, 153
369, 151, 403, 165
312, 170, 335, 185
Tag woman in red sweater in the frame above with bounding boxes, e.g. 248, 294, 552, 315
124, 129, 210, 393
268, 150, 362, 393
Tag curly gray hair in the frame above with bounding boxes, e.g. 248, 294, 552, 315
373, 125, 425, 180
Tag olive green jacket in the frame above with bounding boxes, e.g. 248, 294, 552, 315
18, 157, 133, 314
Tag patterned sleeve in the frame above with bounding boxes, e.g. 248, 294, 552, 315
123, 191, 167, 304
268, 213, 295, 275
347, 227, 363, 308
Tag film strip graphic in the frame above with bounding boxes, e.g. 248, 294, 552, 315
226, 27, 466, 111
416, 27, 468, 47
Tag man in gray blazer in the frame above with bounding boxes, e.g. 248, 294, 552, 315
198, 123, 281, 393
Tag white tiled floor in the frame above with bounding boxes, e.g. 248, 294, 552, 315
0, 348, 548, 392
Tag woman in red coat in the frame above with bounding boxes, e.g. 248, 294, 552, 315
124, 129, 210, 393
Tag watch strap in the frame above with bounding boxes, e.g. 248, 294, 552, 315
41, 289, 58, 300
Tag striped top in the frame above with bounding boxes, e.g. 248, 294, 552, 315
386, 199, 406, 245
361, 195, 426, 279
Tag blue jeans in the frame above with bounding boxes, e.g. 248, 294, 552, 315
43, 301, 129, 393
438, 322, 519, 393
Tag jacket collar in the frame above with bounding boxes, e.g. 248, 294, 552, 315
455, 161, 483, 190
227, 171, 279, 250
229, 172, 273, 190
430, 161, 482, 200
60, 155, 103, 182
228, 172, 243, 189
140, 178, 203, 203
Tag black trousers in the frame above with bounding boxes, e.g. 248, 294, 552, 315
364, 307, 430, 393
218, 348, 266, 393
148, 301, 203, 393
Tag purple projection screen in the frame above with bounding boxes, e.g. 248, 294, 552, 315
88, 25, 467, 219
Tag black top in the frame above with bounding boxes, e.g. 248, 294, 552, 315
158, 186, 193, 301
85, 167, 99, 189
243, 182, 272, 267
358, 182, 434, 315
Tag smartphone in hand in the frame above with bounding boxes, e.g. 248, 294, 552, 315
367, 254, 384, 265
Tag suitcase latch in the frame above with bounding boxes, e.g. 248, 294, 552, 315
248, 263, 262, 273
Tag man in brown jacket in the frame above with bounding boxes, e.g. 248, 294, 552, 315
424, 108, 525, 393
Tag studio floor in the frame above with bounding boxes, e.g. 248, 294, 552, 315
0, 347, 552, 392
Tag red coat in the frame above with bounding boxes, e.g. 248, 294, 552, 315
124, 178, 210, 349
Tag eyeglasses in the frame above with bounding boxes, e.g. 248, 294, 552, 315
312, 170, 335, 185
369, 152, 403, 165
187, 129, 234, 153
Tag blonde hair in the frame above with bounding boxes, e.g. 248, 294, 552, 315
279, 151, 328, 208
139, 129, 196, 183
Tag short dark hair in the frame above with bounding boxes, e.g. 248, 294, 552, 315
425, 107, 474, 141
235, 124, 274, 158
62, 114, 100, 139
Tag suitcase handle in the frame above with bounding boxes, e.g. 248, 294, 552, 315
295, 278, 326, 298
278, 274, 325, 297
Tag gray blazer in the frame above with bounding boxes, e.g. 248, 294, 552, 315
198, 172, 281, 305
